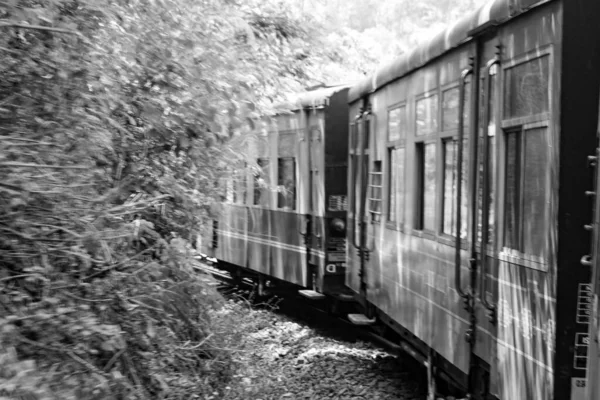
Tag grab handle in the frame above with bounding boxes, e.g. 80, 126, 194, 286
479, 55, 501, 318
455, 66, 473, 300
350, 114, 363, 249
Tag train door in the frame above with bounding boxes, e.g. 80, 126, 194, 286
455, 36, 501, 397
351, 105, 372, 298
585, 97, 600, 400
472, 39, 500, 392
473, 40, 501, 394
309, 115, 325, 289
297, 108, 313, 289
300, 106, 326, 290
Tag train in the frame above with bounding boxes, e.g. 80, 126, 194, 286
200, 0, 600, 399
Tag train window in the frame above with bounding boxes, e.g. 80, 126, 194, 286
522, 127, 548, 257
388, 106, 406, 141
504, 55, 550, 119
505, 131, 520, 249
278, 132, 295, 158
442, 88, 459, 131
226, 176, 234, 203
277, 157, 296, 210
253, 158, 269, 206
442, 139, 468, 238
364, 115, 372, 147
231, 166, 245, 204
416, 94, 439, 136
368, 161, 383, 222
442, 83, 473, 132
231, 173, 238, 204
504, 126, 548, 259
416, 142, 437, 231
350, 122, 358, 152
388, 147, 405, 223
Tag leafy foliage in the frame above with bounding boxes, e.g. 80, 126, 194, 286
0, 0, 329, 398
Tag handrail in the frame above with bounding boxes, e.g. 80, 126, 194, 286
479, 55, 501, 317
351, 113, 363, 250
455, 66, 473, 300
361, 110, 376, 252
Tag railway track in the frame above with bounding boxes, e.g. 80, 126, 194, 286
193, 259, 474, 399
195, 260, 426, 400
193, 259, 361, 337
192, 259, 432, 397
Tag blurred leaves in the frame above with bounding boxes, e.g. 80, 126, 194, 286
0, 0, 328, 398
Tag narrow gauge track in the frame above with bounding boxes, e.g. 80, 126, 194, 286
193, 259, 364, 342
192, 259, 431, 399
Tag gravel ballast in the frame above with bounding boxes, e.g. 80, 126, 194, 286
209, 297, 426, 400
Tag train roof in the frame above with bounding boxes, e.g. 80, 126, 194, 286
274, 84, 351, 113
348, 0, 553, 103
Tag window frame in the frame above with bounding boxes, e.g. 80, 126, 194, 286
368, 160, 383, 223
415, 90, 439, 138
277, 156, 297, 211
499, 120, 550, 270
414, 139, 438, 236
413, 88, 440, 238
441, 84, 461, 133
498, 47, 553, 271
501, 46, 553, 129
386, 102, 407, 230
253, 157, 270, 207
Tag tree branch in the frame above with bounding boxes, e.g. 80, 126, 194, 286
0, 22, 80, 36
0, 162, 89, 169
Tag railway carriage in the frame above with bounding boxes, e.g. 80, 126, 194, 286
202, 85, 352, 298
346, 0, 600, 399
584, 97, 600, 400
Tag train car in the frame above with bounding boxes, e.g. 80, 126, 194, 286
584, 95, 600, 400
202, 85, 352, 298
345, 0, 600, 399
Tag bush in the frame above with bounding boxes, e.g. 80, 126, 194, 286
0, 0, 322, 398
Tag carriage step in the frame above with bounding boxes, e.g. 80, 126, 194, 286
299, 290, 326, 300
336, 293, 355, 302
348, 313, 376, 325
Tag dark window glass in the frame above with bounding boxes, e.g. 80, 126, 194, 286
388, 106, 406, 141
503, 127, 548, 258
442, 88, 459, 131
254, 158, 269, 206
522, 127, 548, 257
504, 132, 520, 249
416, 94, 439, 136
277, 158, 296, 210
423, 143, 437, 230
388, 148, 405, 223
364, 117, 371, 149
488, 72, 497, 128
504, 55, 550, 119
464, 81, 471, 128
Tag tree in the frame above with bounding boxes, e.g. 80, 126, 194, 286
0, 1, 328, 398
